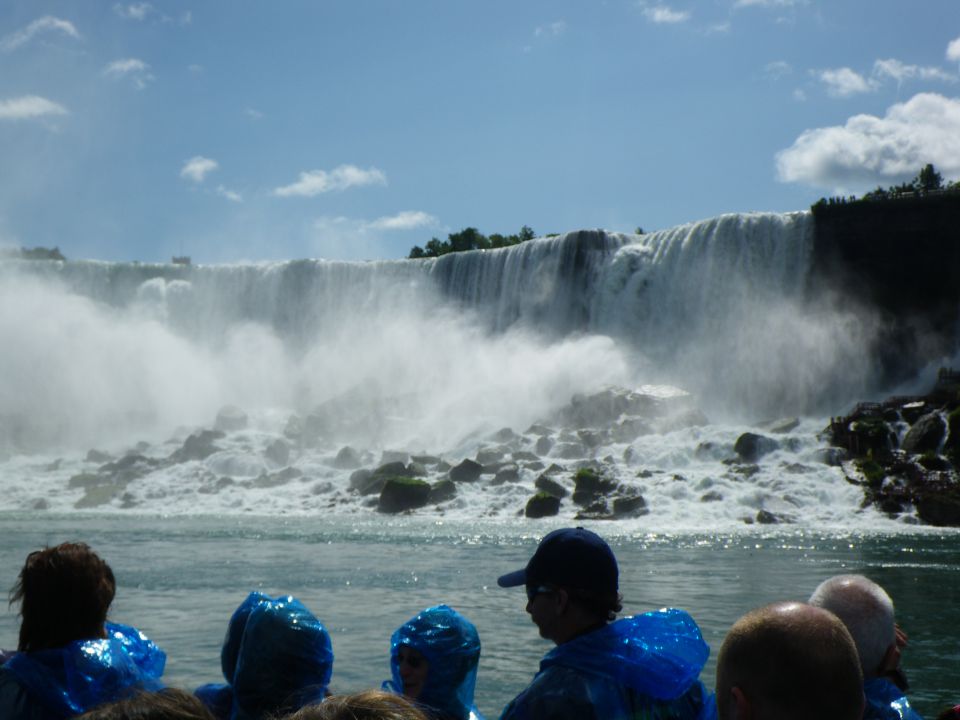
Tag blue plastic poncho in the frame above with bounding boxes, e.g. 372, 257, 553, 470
384, 605, 483, 720
0, 622, 165, 719
230, 594, 334, 720
195, 591, 269, 720
500, 608, 715, 720
863, 677, 923, 720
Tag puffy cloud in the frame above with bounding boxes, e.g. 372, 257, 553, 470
642, 4, 691, 23
776, 92, 960, 190
272, 165, 387, 197
947, 36, 960, 62
180, 156, 218, 183
365, 211, 439, 231
873, 58, 956, 84
103, 58, 154, 89
817, 67, 878, 97
0, 95, 68, 120
763, 61, 793, 80
0, 16, 80, 52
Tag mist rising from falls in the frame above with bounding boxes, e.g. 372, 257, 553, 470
0, 212, 882, 453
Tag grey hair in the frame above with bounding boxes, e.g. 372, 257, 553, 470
808, 574, 895, 678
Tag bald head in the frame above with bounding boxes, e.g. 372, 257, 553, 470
716, 602, 864, 720
809, 574, 896, 678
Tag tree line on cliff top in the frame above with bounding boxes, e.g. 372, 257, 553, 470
813, 163, 958, 209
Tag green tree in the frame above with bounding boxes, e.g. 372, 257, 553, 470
408, 245, 426, 259
914, 163, 943, 194
519, 225, 535, 242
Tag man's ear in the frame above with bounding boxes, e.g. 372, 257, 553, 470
877, 641, 901, 676
554, 588, 570, 614
728, 686, 750, 720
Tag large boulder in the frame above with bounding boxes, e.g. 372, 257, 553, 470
378, 477, 431, 513
733, 433, 779, 463
332, 446, 362, 469
572, 468, 617, 506
264, 438, 291, 466
535, 474, 568, 498
449, 459, 483, 483
612, 495, 647, 518
428, 479, 457, 503
916, 493, 960, 527
169, 430, 225, 463
901, 412, 947, 455
525, 492, 561, 518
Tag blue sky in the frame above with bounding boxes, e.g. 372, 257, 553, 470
1, 1, 959, 262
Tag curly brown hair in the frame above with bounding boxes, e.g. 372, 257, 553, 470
10, 542, 116, 652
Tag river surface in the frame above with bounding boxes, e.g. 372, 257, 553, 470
1, 514, 957, 718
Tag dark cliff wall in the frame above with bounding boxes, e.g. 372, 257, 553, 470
810, 193, 960, 385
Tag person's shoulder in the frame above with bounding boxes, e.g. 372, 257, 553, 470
501, 666, 596, 720
0, 667, 48, 720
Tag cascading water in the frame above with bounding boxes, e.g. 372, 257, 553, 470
0, 212, 909, 526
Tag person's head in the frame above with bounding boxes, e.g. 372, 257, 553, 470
282, 691, 429, 720
221, 591, 270, 683
231, 595, 334, 720
808, 574, 897, 679
716, 602, 864, 720
497, 527, 622, 644
388, 605, 480, 720
76, 688, 215, 720
10, 542, 116, 652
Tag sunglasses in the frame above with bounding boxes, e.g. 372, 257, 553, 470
526, 584, 556, 602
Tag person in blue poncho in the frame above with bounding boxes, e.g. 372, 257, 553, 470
0, 542, 166, 720
497, 528, 715, 720
809, 574, 923, 720
195, 592, 334, 720
383, 605, 483, 720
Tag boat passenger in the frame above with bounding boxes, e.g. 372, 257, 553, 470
809, 574, 923, 720
76, 688, 215, 720
497, 527, 714, 720
0, 542, 166, 720
197, 592, 333, 720
383, 605, 483, 720
282, 690, 429, 720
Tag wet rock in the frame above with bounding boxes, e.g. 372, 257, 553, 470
311, 481, 335, 495
491, 464, 520, 485
378, 477, 431, 513
577, 430, 606, 449
918, 454, 951, 471
575, 499, 612, 520
535, 474, 568, 498
700, 490, 724, 502
525, 492, 561, 518
534, 436, 554, 456
765, 417, 800, 434
476, 447, 507, 465
68, 473, 105, 489
32, 498, 50, 510
512, 450, 539, 462
848, 418, 896, 459
435, 460, 452, 472
902, 412, 946, 455
75, 482, 126, 509
814, 447, 848, 466
572, 468, 617, 506
411, 454, 442, 465
449, 459, 483, 483
524, 460, 545, 472
253, 467, 302, 488
380, 450, 410, 465
613, 418, 653, 442
429, 479, 457, 504
374, 461, 411, 478
756, 509, 780, 524
349, 469, 378, 495
44, 459, 62, 471
407, 462, 428, 477
525, 424, 554, 436
916, 493, 960, 527
332, 446, 362, 469
612, 495, 647, 517
554, 442, 587, 460
490, 427, 519, 443
283, 415, 303, 441
169, 430, 225, 463
734, 433, 779, 462
215, 405, 248, 432
265, 439, 291, 467
86, 449, 112, 463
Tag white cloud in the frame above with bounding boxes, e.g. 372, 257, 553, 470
113, 3, 154, 20
0, 95, 68, 120
103, 58, 154, 89
180, 156, 218, 183
817, 67, 878, 97
949, 37, 960, 62
216, 186, 242, 203
642, 5, 691, 23
243, 107, 263, 120
365, 211, 439, 231
0, 16, 80, 52
776, 92, 960, 190
763, 61, 793, 80
873, 58, 956, 85
534, 21, 567, 37
273, 165, 387, 197
792, 88, 807, 102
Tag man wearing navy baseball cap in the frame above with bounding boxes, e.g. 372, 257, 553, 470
497, 527, 715, 720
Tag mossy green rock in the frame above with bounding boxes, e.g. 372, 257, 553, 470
378, 477, 431, 513
525, 492, 561, 518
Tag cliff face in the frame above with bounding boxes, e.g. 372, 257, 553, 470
810, 193, 960, 385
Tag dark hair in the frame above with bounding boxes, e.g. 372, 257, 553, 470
281, 691, 429, 720
77, 689, 215, 720
566, 588, 623, 623
10, 542, 116, 652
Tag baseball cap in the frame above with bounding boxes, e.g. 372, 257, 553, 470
497, 527, 618, 593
